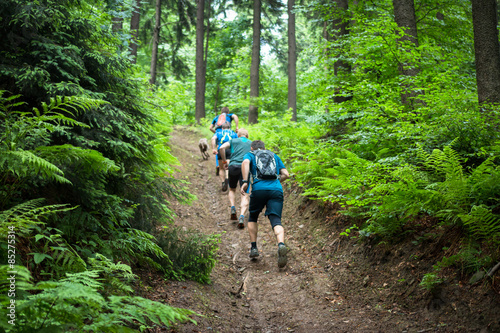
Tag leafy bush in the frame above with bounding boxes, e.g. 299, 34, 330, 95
0, 1, 204, 329
0, 265, 197, 332
155, 227, 221, 284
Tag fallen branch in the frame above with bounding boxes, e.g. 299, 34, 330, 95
233, 251, 240, 265
487, 261, 500, 277
236, 272, 250, 295
242, 272, 250, 294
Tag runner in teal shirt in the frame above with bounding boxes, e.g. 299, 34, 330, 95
240, 140, 290, 268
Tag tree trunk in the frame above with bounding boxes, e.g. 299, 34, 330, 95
248, 0, 261, 124
149, 0, 161, 85
112, 17, 123, 32
393, 0, 420, 106
471, 0, 500, 105
332, 0, 350, 104
130, 0, 141, 64
288, 0, 297, 121
195, 0, 206, 123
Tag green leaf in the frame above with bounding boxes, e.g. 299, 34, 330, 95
33, 253, 53, 264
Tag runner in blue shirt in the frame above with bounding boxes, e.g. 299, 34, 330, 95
209, 107, 239, 177
211, 122, 238, 191
209, 106, 239, 133
240, 140, 290, 268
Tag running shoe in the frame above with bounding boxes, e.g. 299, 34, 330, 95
222, 180, 228, 192
277, 243, 288, 268
237, 215, 245, 229
230, 206, 237, 220
216, 166, 219, 176
249, 247, 259, 258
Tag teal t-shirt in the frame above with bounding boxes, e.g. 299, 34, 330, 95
229, 137, 252, 166
243, 151, 286, 192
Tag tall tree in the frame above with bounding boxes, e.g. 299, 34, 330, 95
288, 0, 297, 121
195, 0, 207, 122
130, 0, 141, 64
249, 0, 261, 124
392, 0, 420, 106
150, 0, 162, 85
112, 17, 123, 32
471, 0, 500, 105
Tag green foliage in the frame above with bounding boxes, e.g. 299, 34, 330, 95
0, 199, 73, 236
29, 225, 87, 277
109, 228, 174, 273
419, 271, 443, 292
88, 254, 138, 296
0, 2, 205, 330
0, 265, 197, 332
420, 245, 494, 291
156, 227, 221, 284
247, 110, 323, 161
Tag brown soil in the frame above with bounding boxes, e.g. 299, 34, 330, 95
139, 126, 500, 333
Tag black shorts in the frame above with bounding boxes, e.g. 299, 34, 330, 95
248, 190, 284, 226
228, 165, 243, 189
217, 148, 231, 160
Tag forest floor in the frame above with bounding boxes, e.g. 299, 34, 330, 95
138, 126, 499, 333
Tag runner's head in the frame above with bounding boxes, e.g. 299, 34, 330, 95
221, 106, 230, 114
251, 140, 265, 150
222, 121, 231, 129
237, 128, 249, 138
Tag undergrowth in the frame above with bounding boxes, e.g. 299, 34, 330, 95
248, 107, 500, 288
156, 227, 221, 284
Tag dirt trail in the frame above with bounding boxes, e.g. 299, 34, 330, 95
141, 127, 499, 333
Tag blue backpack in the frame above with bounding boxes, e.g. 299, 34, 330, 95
218, 129, 235, 146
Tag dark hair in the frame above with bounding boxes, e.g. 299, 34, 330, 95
222, 121, 231, 129
251, 140, 265, 150
221, 106, 230, 114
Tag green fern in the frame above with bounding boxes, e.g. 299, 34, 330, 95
29, 225, 87, 276
88, 254, 137, 295
0, 149, 71, 184
0, 199, 75, 236
0, 266, 197, 332
156, 227, 220, 284
109, 229, 174, 273
460, 205, 500, 245
35, 144, 120, 175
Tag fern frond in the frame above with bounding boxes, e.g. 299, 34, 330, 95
94, 296, 197, 330
88, 253, 137, 294
39, 95, 109, 118
109, 229, 173, 272
461, 205, 500, 244
0, 199, 75, 236
0, 150, 71, 184
35, 144, 120, 174
61, 270, 103, 290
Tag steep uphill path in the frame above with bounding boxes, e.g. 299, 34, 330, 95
140, 126, 499, 333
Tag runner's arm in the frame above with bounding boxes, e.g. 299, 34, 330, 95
211, 135, 218, 155
209, 123, 216, 133
219, 141, 230, 168
279, 168, 290, 182
232, 114, 239, 131
219, 141, 230, 151
240, 159, 250, 194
